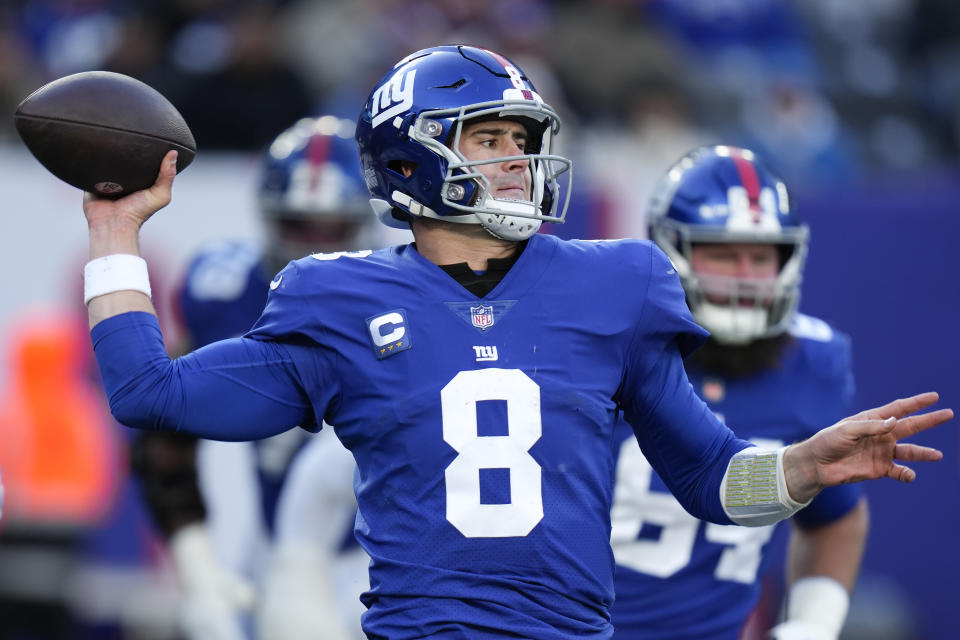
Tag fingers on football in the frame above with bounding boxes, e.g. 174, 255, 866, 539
892, 408, 954, 439
158, 150, 178, 186
147, 150, 178, 206
894, 443, 943, 463
857, 392, 940, 420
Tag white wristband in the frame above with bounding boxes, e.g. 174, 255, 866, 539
83, 254, 151, 305
721, 446, 812, 526
786, 576, 850, 638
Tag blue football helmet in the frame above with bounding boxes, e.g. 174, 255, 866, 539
260, 115, 374, 268
356, 45, 572, 241
648, 145, 809, 343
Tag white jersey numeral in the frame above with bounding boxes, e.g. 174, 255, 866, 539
441, 368, 543, 538
610, 435, 781, 582
309, 250, 372, 261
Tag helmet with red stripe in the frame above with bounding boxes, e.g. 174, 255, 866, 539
648, 145, 809, 343
356, 45, 572, 241
259, 115, 374, 269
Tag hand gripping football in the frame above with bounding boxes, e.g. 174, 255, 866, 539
14, 71, 196, 198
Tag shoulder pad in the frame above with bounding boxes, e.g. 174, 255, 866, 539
185, 241, 262, 303
789, 313, 834, 343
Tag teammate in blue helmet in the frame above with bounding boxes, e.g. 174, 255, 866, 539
260, 115, 375, 270
611, 146, 867, 640
179, 115, 376, 347
81, 45, 949, 640
133, 115, 375, 640
647, 145, 808, 343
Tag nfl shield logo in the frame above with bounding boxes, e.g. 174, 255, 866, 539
470, 304, 495, 329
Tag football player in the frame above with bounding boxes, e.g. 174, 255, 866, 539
610, 146, 867, 640
81, 45, 949, 639
132, 115, 378, 640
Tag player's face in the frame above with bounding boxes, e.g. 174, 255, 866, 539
457, 119, 532, 201
690, 243, 779, 306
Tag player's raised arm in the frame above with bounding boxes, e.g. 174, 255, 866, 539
782, 391, 951, 502
82, 149, 178, 328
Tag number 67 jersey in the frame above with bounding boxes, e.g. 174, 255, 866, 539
609, 315, 862, 640
245, 233, 746, 640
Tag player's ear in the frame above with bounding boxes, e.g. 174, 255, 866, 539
399, 161, 417, 178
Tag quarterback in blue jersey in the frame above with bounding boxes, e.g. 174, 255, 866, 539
610, 146, 868, 640
132, 115, 378, 640
78, 46, 949, 640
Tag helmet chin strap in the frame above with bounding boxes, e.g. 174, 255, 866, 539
383, 183, 544, 241
479, 212, 541, 241
475, 191, 543, 241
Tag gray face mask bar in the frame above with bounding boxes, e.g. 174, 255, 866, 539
412, 100, 572, 224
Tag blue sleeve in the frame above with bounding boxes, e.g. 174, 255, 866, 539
624, 347, 750, 525
794, 484, 862, 528
619, 246, 750, 525
91, 312, 331, 440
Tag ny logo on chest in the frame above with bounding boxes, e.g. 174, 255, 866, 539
473, 346, 498, 362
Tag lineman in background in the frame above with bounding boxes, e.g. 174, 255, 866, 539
609, 145, 868, 640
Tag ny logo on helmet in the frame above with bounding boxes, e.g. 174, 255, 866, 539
725, 185, 782, 232
371, 69, 417, 128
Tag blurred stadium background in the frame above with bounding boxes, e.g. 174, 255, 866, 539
0, 1, 956, 638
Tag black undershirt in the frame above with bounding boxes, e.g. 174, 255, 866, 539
435, 240, 526, 298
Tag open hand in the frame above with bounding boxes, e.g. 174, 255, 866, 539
784, 392, 952, 502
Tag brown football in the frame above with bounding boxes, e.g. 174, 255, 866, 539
14, 71, 196, 198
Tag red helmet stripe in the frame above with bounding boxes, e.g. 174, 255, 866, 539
306, 133, 330, 190
483, 48, 512, 70
307, 132, 330, 166
731, 152, 763, 222
731, 153, 761, 207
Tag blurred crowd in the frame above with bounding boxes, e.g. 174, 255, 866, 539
2, 0, 960, 235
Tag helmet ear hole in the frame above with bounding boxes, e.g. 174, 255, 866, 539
388, 160, 418, 178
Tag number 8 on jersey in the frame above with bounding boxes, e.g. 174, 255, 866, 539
441, 368, 543, 537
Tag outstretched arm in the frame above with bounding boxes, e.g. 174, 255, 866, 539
722, 392, 949, 528
783, 392, 951, 504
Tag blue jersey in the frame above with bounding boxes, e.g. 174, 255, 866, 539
92, 234, 752, 639
609, 314, 861, 640
179, 240, 309, 532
